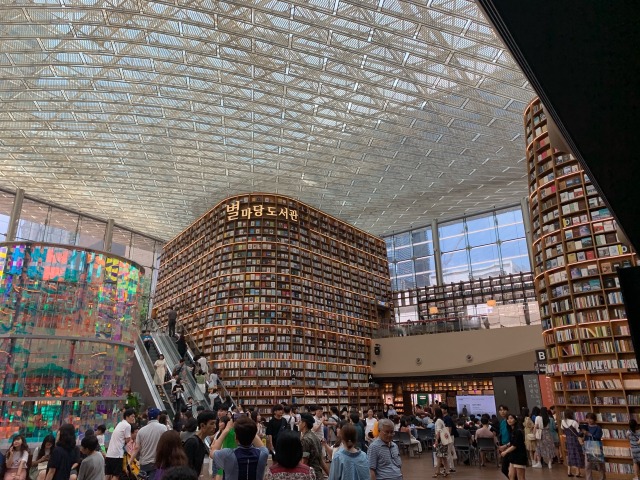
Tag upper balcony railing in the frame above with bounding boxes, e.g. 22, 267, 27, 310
374, 310, 540, 338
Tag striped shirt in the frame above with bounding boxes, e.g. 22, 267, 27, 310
367, 438, 402, 480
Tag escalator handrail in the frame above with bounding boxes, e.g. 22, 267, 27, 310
150, 333, 209, 410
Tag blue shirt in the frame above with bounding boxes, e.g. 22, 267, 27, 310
500, 419, 510, 445
329, 449, 369, 480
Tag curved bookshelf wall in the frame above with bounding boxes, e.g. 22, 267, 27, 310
525, 98, 638, 475
154, 193, 392, 413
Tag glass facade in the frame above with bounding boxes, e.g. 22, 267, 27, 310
386, 205, 530, 289
386, 226, 435, 290
0, 189, 163, 323
0, 242, 145, 447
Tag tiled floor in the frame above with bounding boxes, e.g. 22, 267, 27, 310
399, 455, 592, 480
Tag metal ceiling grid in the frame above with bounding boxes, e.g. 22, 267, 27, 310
0, 0, 535, 240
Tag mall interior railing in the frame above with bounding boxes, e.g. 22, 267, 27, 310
133, 335, 175, 415
374, 312, 541, 338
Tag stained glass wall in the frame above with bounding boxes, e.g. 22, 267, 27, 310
0, 242, 144, 447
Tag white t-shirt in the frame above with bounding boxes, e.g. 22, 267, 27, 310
8, 450, 28, 468
106, 420, 132, 458
198, 357, 208, 374
365, 417, 378, 436
313, 416, 325, 441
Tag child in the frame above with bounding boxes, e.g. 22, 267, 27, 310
95, 425, 106, 455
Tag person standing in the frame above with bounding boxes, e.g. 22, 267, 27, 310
211, 416, 269, 480
167, 307, 177, 338
328, 423, 369, 480
154, 431, 188, 480
153, 355, 167, 387
77, 435, 104, 480
498, 405, 510, 478
522, 408, 536, 466
532, 407, 555, 469
561, 410, 585, 477
184, 411, 217, 477
441, 404, 457, 473
368, 419, 402, 480
582, 413, 604, 480
46, 424, 80, 480
104, 409, 136, 480
129, 408, 166, 480
172, 379, 185, 413
299, 413, 329, 480
266, 405, 287, 457
364, 410, 378, 442
432, 407, 450, 478
500, 414, 527, 480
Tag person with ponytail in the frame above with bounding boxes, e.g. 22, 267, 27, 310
328, 423, 369, 480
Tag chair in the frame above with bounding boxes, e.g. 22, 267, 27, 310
476, 437, 499, 467
397, 431, 421, 457
417, 429, 434, 451
454, 436, 474, 465
392, 432, 408, 455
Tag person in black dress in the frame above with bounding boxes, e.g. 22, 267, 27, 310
500, 414, 528, 480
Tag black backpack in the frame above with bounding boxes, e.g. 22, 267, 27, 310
233, 446, 261, 480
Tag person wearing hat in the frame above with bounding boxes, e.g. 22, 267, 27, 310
299, 413, 329, 480
130, 408, 168, 480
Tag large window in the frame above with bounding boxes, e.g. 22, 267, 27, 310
385, 205, 531, 290
387, 226, 434, 289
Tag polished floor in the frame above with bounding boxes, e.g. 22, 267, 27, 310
399, 455, 596, 480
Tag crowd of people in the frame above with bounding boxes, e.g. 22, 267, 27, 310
4, 399, 640, 480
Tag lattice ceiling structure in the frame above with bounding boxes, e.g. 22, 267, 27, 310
0, 0, 535, 240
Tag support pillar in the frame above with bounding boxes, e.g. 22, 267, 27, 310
431, 219, 444, 285
104, 219, 115, 252
6, 188, 24, 241
520, 197, 535, 271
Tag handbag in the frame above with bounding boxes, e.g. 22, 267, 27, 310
440, 428, 453, 445
526, 433, 536, 441
584, 439, 604, 464
28, 466, 39, 480
535, 428, 542, 440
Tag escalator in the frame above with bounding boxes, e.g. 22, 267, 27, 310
131, 336, 175, 416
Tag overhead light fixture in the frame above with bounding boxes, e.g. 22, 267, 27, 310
429, 306, 439, 315
487, 299, 497, 307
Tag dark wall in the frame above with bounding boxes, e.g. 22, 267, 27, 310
479, 0, 640, 251
492, 376, 519, 414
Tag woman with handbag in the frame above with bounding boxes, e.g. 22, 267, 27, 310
432, 407, 451, 478
532, 407, 555, 469
561, 410, 585, 477
522, 408, 537, 466
582, 413, 604, 480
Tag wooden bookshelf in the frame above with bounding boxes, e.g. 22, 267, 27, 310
154, 193, 392, 413
525, 98, 638, 476
415, 272, 536, 320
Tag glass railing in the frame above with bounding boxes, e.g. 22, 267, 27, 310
374, 312, 541, 338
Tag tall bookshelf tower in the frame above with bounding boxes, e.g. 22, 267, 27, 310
525, 98, 639, 476
154, 193, 392, 413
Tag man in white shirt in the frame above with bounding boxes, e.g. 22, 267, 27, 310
365, 409, 378, 439
312, 406, 325, 442
105, 408, 136, 480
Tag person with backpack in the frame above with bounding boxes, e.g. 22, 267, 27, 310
282, 406, 297, 432
266, 405, 289, 457
183, 410, 217, 477
211, 416, 269, 480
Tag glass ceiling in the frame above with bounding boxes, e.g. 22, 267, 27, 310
0, 0, 535, 240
